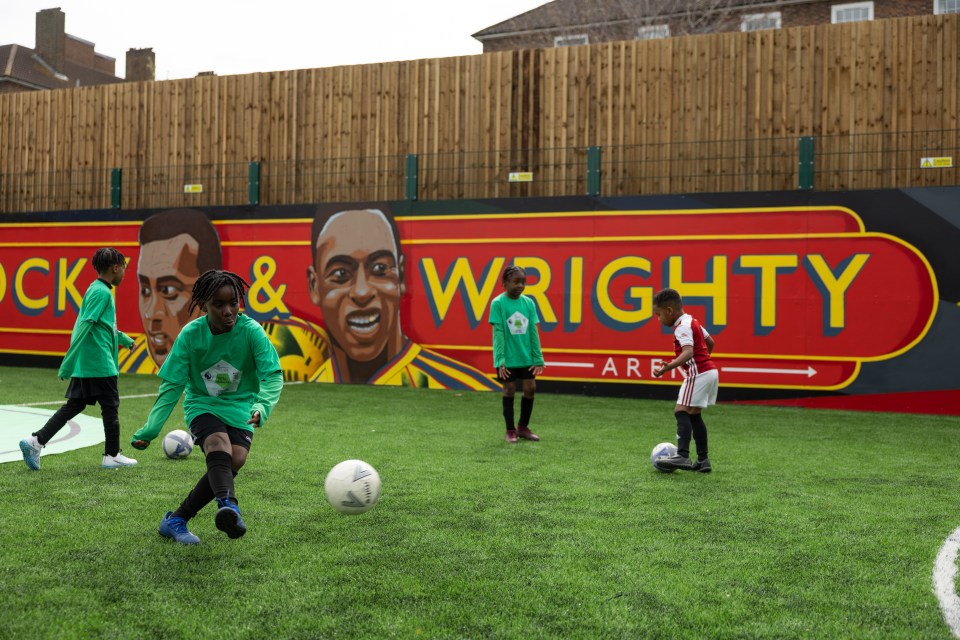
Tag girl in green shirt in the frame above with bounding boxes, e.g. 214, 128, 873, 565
488, 266, 545, 444
19, 248, 137, 470
132, 270, 283, 544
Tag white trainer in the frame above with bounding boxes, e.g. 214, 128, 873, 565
102, 453, 138, 468
19, 435, 43, 470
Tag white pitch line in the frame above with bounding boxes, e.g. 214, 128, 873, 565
933, 527, 960, 638
10, 380, 305, 407
11, 393, 160, 406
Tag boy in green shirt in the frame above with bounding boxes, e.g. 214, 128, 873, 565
131, 270, 283, 544
19, 248, 138, 470
489, 265, 546, 443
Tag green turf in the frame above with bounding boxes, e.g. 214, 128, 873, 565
0, 365, 957, 639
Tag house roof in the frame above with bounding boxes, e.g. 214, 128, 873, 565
472, 0, 805, 39
0, 43, 123, 91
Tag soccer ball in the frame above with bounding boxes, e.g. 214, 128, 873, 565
651, 441, 677, 473
162, 429, 194, 459
324, 459, 381, 514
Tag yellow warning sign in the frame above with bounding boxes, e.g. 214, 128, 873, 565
920, 157, 953, 168
508, 172, 534, 183
183, 184, 204, 193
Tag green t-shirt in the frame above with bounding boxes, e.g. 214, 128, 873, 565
157, 313, 282, 431
488, 292, 544, 368
58, 278, 134, 379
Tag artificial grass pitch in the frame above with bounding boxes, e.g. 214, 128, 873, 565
0, 365, 957, 639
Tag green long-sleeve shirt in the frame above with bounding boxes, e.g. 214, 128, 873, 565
133, 313, 283, 444
488, 292, 544, 368
59, 278, 134, 379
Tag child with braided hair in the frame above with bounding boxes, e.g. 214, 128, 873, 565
19, 247, 137, 470
489, 265, 545, 443
131, 270, 283, 544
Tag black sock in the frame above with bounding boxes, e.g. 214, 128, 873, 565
205, 450, 235, 502
675, 411, 693, 458
33, 399, 86, 446
502, 396, 516, 430
174, 470, 238, 521
518, 396, 535, 428
691, 414, 709, 460
101, 404, 120, 457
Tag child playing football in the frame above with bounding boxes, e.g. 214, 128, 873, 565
651, 288, 718, 472
131, 270, 283, 544
489, 265, 545, 443
19, 247, 138, 470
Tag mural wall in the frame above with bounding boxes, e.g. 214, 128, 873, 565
1, 188, 957, 414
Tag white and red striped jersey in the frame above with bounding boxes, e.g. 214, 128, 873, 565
671, 313, 717, 376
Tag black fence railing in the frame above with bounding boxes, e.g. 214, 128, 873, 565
1, 130, 957, 214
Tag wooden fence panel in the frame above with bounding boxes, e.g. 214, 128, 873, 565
0, 14, 957, 212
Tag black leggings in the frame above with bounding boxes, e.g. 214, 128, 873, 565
34, 398, 120, 456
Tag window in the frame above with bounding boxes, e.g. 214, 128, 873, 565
741, 12, 782, 32
636, 24, 671, 40
831, 2, 874, 23
935, 0, 960, 14
554, 34, 589, 47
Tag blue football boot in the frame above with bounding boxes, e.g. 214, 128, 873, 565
214, 498, 246, 539
158, 511, 200, 545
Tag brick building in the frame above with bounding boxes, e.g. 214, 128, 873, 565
473, 0, 959, 51
0, 7, 155, 94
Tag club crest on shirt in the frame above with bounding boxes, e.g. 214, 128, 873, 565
508, 311, 528, 335
202, 360, 242, 396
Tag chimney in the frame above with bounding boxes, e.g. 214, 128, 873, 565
126, 48, 155, 82
35, 7, 66, 72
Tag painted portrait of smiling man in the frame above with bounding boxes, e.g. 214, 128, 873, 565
305, 206, 497, 390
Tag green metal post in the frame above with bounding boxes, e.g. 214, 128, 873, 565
110, 168, 122, 209
798, 136, 815, 190
587, 146, 601, 196
248, 161, 261, 205
405, 154, 418, 201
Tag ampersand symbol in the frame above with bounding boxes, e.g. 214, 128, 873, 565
247, 256, 289, 318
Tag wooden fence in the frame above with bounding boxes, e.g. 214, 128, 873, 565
0, 13, 957, 211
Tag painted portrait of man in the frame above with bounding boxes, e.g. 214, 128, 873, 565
120, 208, 328, 381
119, 209, 221, 373
305, 206, 498, 390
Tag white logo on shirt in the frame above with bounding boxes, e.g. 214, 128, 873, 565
507, 311, 528, 335
201, 360, 242, 396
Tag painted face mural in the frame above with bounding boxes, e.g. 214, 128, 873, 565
137, 233, 203, 365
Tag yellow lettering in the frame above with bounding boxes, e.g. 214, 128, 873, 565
419, 257, 505, 327
56, 258, 85, 315
15, 258, 50, 312
805, 254, 870, 333
513, 257, 557, 324
594, 257, 653, 330
666, 256, 728, 326
566, 256, 583, 326
735, 255, 798, 332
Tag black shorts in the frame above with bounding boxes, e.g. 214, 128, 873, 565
189, 413, 254, 451
496, 367, 537, 383
65, 376, 119, 407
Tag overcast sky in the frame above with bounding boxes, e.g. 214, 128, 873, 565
0, 1, 550, 80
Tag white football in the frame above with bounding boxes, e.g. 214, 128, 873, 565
162, 429, 194, 459
324, 459, 381, 514
651, 441, 677, 473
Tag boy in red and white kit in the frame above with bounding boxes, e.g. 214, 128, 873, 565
651, 288, 718, 472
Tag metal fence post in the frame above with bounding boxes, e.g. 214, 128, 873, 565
110, 168, 122, 209
405, 154, 418, 201
248, 161, 261, 205
587, 146, 601, 196
798, 136, 815, 190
